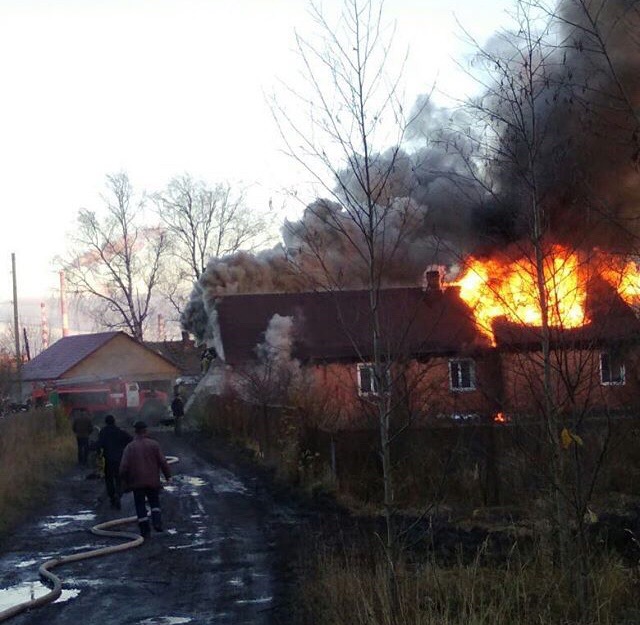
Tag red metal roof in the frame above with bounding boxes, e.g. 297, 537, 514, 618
215, 286, 488, 364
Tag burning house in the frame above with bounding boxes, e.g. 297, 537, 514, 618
183, 242, 640, 428
179, 0, 640, 428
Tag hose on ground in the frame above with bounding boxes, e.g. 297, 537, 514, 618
0, 455, 179, 622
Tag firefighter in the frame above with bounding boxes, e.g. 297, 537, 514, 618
119, 421, 171, 538
95, 414, 132, 510
71, 408, 93, 466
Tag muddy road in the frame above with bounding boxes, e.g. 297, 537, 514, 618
0, 431, 303, 624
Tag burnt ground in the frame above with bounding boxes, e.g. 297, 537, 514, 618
0, 430, 306, 625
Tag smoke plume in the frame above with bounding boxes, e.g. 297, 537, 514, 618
182, 0, 640, 343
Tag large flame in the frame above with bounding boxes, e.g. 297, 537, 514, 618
451, 245, 640, 344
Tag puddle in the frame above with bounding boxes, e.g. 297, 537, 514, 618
166, 529, 178, 535
0, 582, 80, 611
213, 470, 248, 495
228, 578, 244, 587
40, 512, 96, 531
15, 560, 37, 569
64, 577, 105, 588
235, 595, 272, 606
183, 476, 206, 487
168, 539, 212, 551
138, 618, 192, 625
164, 485, 177, 493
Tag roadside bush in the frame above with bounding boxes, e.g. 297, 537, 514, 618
0, 409, 75, 538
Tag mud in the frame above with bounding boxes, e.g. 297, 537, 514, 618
0, 431, 303, 624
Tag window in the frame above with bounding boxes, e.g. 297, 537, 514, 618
600, 352, 625, 385
357, 363, 390, 396
449, 359, 475, 391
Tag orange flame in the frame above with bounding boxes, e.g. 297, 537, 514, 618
601, 259, 640, 306
451, 245, 589, 344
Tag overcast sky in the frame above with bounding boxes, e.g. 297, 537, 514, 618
0, 0, 513, 327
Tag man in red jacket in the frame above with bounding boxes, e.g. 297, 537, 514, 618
119, 421, 171, 538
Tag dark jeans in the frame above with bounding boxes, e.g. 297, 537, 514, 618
133, 488, 162, 534
76, 437, 90, 465
104, 459, 122, 501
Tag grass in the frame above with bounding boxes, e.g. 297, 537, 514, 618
0, 408, 75, 538
294, 536, 639, 625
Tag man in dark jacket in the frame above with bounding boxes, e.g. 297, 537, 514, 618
119, 421, 171, 538
171, 392, 184, 436
71, 408, 94, 466
96, 414, 132, 509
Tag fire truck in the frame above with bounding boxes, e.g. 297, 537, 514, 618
34, 378, 169, 424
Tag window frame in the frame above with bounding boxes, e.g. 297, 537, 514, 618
599, 351, 625, 386
357, 363, 391, 397
448, 358, 476, 392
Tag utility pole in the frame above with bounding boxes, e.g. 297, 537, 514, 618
11, 252, 22, 399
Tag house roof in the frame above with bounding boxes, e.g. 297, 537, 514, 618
215, 286, 487, 364
494, 280, 640, 349
21, 331, 179, 382
22, 332, 121, 381
145, 338, 202, 376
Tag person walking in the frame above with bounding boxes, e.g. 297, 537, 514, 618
119, 421, 171, 538
71, 408, 93, 466
96, 414, 132, 510
171, 391, 184, 436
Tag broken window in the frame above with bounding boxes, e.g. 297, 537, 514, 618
449, 359, 475, 391
600, 351, 625, 385
357, 363, 390, 396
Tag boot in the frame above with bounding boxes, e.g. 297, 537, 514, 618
139, 519, 151, 538
151, 508, 163, 532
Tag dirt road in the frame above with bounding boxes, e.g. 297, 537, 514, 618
0, 431, 302, 624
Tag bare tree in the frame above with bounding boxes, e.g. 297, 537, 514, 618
449, 0, 640, 612
272, 0, 430, 586
61, 172, 169, 341
153, 174, 274, 314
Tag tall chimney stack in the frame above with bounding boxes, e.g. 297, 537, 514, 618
59, 271, 69, 337
41, 302, 49, 350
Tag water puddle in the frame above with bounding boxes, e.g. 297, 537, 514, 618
40, 512, 96, 531
184, 476, 207, 487
138, 618, 192, 625
168, 539, 212, 551
14, 560, 37, 569
235, 595, 272, 606
228, 578, 244, 587
212, 470, 248, 495
0, 582, 79, 611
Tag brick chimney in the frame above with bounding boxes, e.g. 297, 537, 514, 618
423, 265, 444, 292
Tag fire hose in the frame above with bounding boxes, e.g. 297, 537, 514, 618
0, 455, 179, 623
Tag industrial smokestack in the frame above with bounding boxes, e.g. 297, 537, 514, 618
41, 302, 49, 350
157, 313, 166, 341
59, 270, 69, 337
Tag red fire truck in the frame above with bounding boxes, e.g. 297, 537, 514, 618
35, 378, 169, 424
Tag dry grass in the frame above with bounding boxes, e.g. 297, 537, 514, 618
296, 540, 639, 625
0, 409, 75, 537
